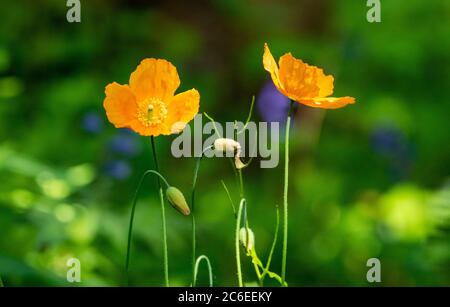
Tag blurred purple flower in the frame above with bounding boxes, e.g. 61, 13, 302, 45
109, 129, 141, 157
104, 160, 131, 180
257, 79, 290, 125
82, 112, 103, 134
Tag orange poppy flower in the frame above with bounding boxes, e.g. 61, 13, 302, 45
263, 43, 355, 109
103, 58, 200, 136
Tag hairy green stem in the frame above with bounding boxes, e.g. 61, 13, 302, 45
190, 146, 213, 286
193, 255, 213, 287
191, 156, 202, 285
281, 101, 294, 286
151, 136, 169, 287
125, 169, 171, 285
238, 169, 244, 199
261, 207, 280, 283
235, 199, 246, 287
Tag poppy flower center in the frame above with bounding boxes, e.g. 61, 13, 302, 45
137, 98, 168, 127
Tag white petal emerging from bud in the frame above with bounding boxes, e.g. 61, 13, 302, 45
214, 138, 246, 169
214, 138, 241, 154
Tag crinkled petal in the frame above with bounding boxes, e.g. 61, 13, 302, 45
297, 96, 356, 109
263, 43, 285, 94
103, 82, 137, 128
165, 88, 200, 133
278, 53, 327, 100
129, 58, 180, 102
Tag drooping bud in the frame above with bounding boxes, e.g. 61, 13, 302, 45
239, 227, 255, 254
166, 186, 190, 216
214, 138, 246, 169
234, 156, 245, 169
214, 138, 241, 155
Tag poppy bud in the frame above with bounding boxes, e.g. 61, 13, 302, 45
239, 227, 255, 254
234, 156, 245, 170
214, 138, 241, 154
214, 138, 246, 169
166, 186, 190, 216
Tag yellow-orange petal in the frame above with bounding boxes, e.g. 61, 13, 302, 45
128, 120, 166, 137
297, 96, 356, 109
103, 82, 137, 128
165, 88, 200, 133
129, 58, 180, 102
316, 71, 334, 98
263, 43, 285, 93
278, 52, 336, 100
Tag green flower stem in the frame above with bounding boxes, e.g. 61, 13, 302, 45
150, 136, 170, 287
238, 169, 244, 199
191, 156, 202, 285
190, 146, 213, 286
261, 207, 280, 283
281, 101, 294, 286
235, 199, 246, 287
125, 169, 171, 286
193, 255, 213, 287
0, 276, 4, 287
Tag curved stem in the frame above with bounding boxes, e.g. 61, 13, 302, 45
235, 199, 246, 287
261, 206, 280, 283
237, 95, 255, 135
281, 101, 294, 286
193, 255, 213, 287
125, 169, 171, 285
190, 146, 213, 286
238, 169, 244, 199
221, 180, 236, 217
151, 136, 169, 287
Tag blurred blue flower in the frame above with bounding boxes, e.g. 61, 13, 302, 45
371, 126, 404, 156
257, 79, 290, 125
109, 129, 141, 157
82, 111, 103, 134
371, 126, 414, 180
104, 160, 131, 180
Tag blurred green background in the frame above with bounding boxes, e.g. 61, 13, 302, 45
0, 0, 449, 286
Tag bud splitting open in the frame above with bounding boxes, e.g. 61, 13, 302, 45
213, 138, 246, 169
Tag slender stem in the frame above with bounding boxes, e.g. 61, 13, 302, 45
191, 157, 201, 285
193, 255, 213, 287
261, 206, 280, 283
125, 169, 171, 285
253, 259, 262, 285
191, 214, 196, 285
190, 146, 212, 286
235, 199, 246, 287
0, 276, 4, 287
281, 101, 294, 286
238, 169, 244, 199
221, 180, 236, 217
151, 136, 169, 287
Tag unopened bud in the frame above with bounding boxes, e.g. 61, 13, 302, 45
166, 186, 190, 216
239, 227, 255, 254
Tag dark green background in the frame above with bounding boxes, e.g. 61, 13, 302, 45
0, 0, 449, 286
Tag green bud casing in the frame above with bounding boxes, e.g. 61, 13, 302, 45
166, 186, 190, 216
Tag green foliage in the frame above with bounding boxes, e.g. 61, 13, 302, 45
0, 0, 449, 286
